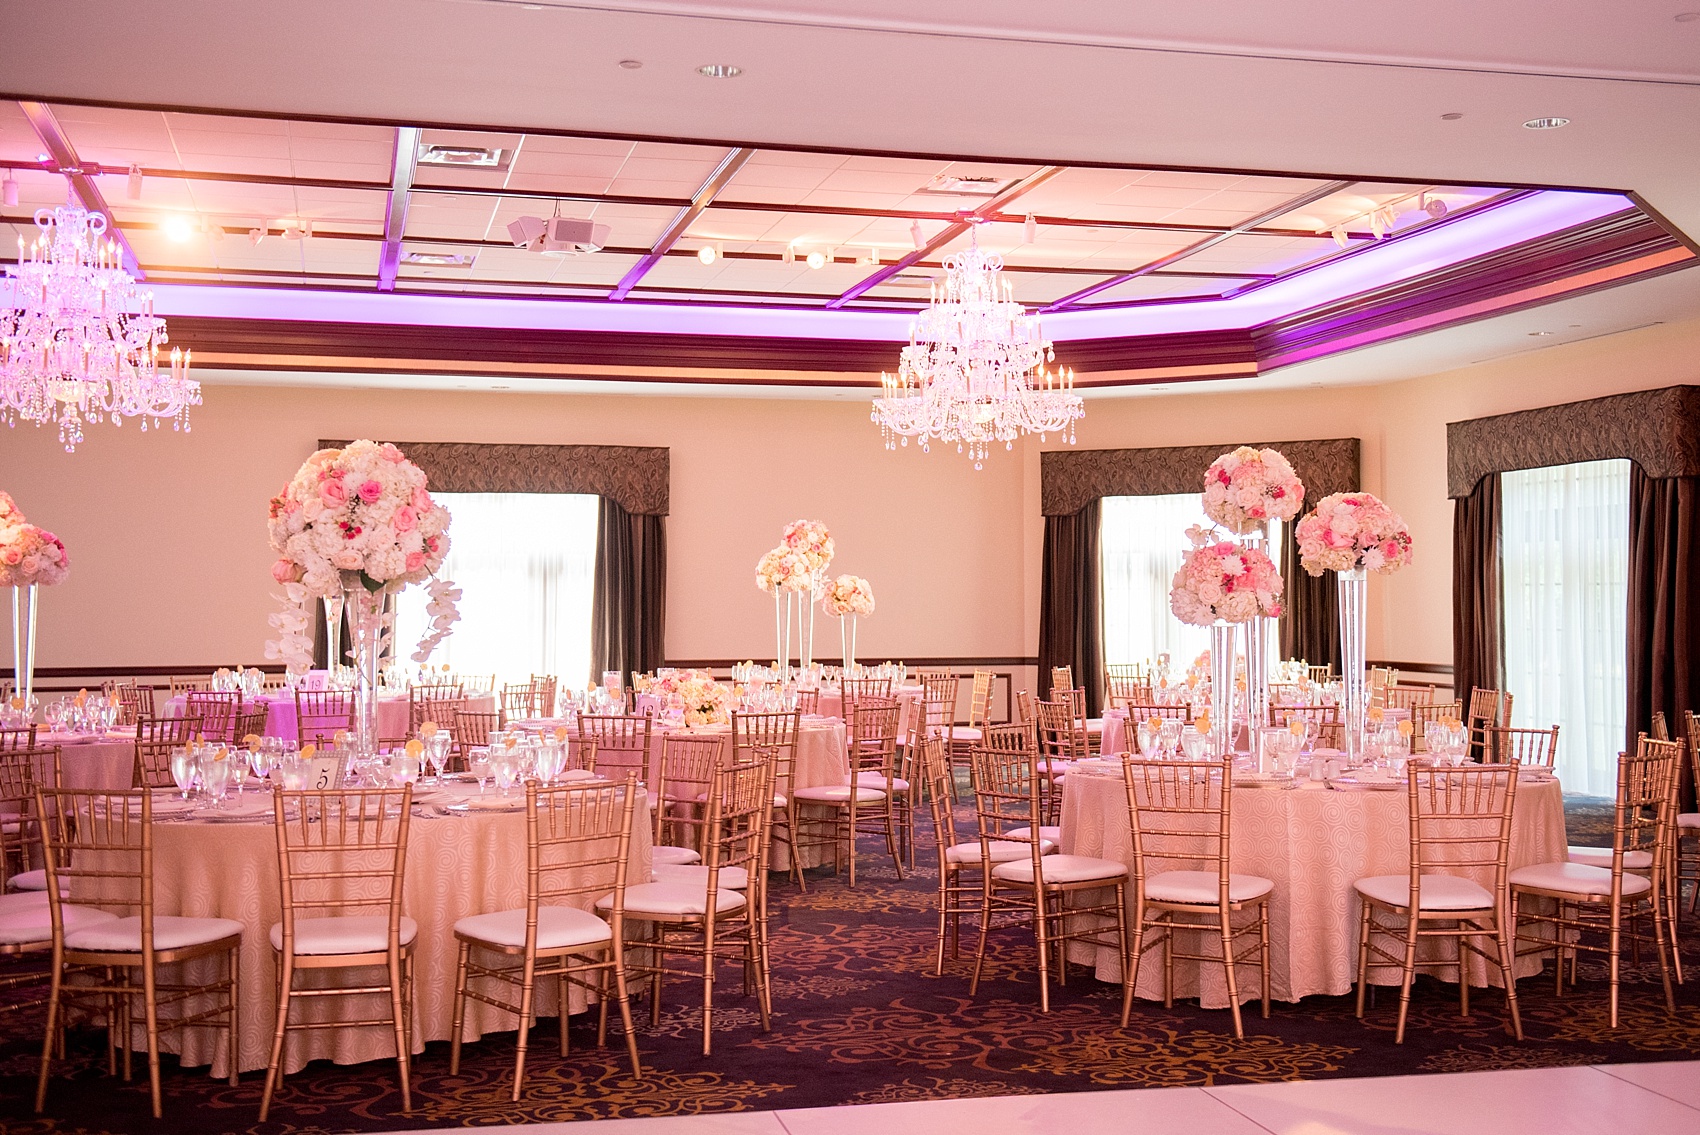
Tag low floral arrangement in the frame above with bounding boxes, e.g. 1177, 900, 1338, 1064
1294, 492, 1413, 576
0, 491, 69, 587
783, 518, 835, 571
1169, 526, 1284, 626
264, 441, 459, 673
634, 668, 716, 696
1202, 446, 1305, 535
822, 574, 875, 617
672, 673, 732, 727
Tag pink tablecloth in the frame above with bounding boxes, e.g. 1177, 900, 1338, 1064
1060, 767, 1567, 1006
166, 691, 496, 742
35, 730, 137, 789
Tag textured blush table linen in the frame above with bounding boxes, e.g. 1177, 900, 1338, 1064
165, 691, 498, 742
97, 785, 653, 1078
35, 729, 138, 789
815, 684, 925, 738
1060, 768, 1567, 1008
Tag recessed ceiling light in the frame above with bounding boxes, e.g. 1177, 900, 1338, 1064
806, 250, 826, 269
697, 244, 718, 264
403, 250, 476, 267
1440, 112, 1464, 121
619, 59, 643, 69
416, 144, 508, 168
1523, 117, 1570, 130
35, 152, 49, 163
1527, 330, 1554, 337
697, 64, 742, 78
162, 215, 194, 242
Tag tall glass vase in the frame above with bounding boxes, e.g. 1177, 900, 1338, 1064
800, 570, 821, 670
10, 583, 39, 710
840, 614, 857, 671
341, 578, 387, 758
1209, 620, 1238, 759
323, 591, 345, 670
772, 589, 785, 673
1337, 567, 1368, 765
1242, 522, 1272, 769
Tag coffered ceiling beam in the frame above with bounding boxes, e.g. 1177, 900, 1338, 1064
18, 100, 144, 279
376, 127, 421, 292
1041, 181, 1354, 312
608, 147, 755, 301
826, 166, 1067, 310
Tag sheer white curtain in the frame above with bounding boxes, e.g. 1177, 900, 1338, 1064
1100, 494, 1280, 671
394, 492, 600, 688
1501, 459, 1630, 797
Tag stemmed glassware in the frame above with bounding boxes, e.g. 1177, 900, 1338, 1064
469, 750, 493, 794
423, 733, 452, 785
1158, 718, 1183, 759
200, 749, 232, 809
169, 748, 198, 801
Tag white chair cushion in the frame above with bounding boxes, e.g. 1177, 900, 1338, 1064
1510, 860, 1652, 898
454, 905, 612, 951
1354, 873, 1494, 911
1036, 759, 1073, 775
268, 915, 418, 955
1675, 811, 1698, 830
945, 839, 1054, 865
848, 772, 909, 792
605, 881, 747, 918
650, 863, 749, 890
0, 890, 51, 914
0, 902, 115, 946
991, 854, 1129, 885
650, 844, 701, 865
69, 914, 243, 953
7, 869, 60, 893
952, 726, 983, 743
1085, 719, 1105, 733
1003, 825, 1062, 844
793, 784, 886, 804
773, 792, 789, 808
1567, 845, 1653, 871
1145, 869, 1274, 905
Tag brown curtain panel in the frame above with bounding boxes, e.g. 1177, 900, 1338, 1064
1038, 499, 1103, 718
1278, 525, 1341, 673
590, 497, 667, 683
1627, 465, 1700, 811
1452, 473, 1504, 704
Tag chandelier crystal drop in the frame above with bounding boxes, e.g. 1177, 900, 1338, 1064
871, 224, 1082, 469
1, 191, 199, 452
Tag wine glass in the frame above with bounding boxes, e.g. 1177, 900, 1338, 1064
169, 749, 197, 801
492, 752, 519, 797
470, 749, 493, 794
1158, 718, 1183, 758
230, 752, 250, 798
1424, 720, 1446, 757
424, 733, 451, 785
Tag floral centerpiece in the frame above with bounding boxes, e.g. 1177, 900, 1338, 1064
1201, 446, 1306, 535
264, 440, 459, 754
783, 519, 834, 571
757, 519, 835, 671
1294, 492, 1413, 576
822, 574, 875, 617
1, 490, 69, 712
1168, 526, 1284, 626
755, 546, 815, 594
672, 673, 732, 727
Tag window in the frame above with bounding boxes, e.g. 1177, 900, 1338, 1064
393, 493, 600, 688
1101, 494, 1281, 672
1501, 459, 1630, 797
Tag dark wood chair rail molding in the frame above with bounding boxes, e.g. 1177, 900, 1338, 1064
1041, 438, 1361, 516
320, 439, 669, 515
1446, 386, 1700, 499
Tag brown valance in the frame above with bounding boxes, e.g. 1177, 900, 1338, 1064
319, 439, 669, 515
1040, 438, 1361, 516
1446, 385, 1700, 499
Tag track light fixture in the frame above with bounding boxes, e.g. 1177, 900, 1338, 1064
1024, 214, 1037, 244
910, 220, 925, 250
2, 175, 17, 208
126, 164, 143, 200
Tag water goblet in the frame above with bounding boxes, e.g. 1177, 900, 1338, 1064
534, 741, 566, 786
169, 749, 197, 801
470, 750, 493, 794
1158, 718, 1184, 758
424, 734, 451, 784
1179, 726, 1206, 761
200, 751, 232, 808
1136, 719, 1157, 757
230, 753, 250, 797
492, 752, 520, 797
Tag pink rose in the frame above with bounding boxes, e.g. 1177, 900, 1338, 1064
320, 480, 348, 507
1, 548, 21, 566
405, 551, 425, 572
357, 480, 383, 504
332, 548, 363, 570
393, 506, 417, 532
270, 558, 300, 584
380, 443, 405, 463
411, 486, 431, 510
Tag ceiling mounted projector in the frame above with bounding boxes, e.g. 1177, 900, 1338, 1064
507, 216, 609, 254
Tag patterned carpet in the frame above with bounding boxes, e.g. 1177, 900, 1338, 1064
0, 793, 1695, 1134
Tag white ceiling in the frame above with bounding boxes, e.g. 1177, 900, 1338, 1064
1, 0, 1697, 386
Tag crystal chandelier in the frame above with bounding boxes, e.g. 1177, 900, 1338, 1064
871, 224, 1081, 469
1, 190, 199, 452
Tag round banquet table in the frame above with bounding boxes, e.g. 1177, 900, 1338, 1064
165, 690, 498, 742
1101, 705, 1413, 758
89, 783, 653, 1078
35, 729, 138, 789
1059, 766, 1568, 1007
814, 684, 925, 738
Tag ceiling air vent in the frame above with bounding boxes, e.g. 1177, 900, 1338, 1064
416, 144, 509, 169
916, 174, 1009, 197
402, 251, 476, 267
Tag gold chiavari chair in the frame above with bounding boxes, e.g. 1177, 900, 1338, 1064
1353, 764, 1522, 1044
2, 745, 60, 892
1105, 664, 1147, 700
732, 710, 802, 886
131, 715, 197, 789
968, 732, 1131, 1015
230, 707, 268, 749
409, 684, 466, 741
1, 725, 39, 752
841, 676, 893, 702
1512, 738, 1680, 1028
450, 776, 644, 1097
1675, 713, 1700, 922
184, 690, 242, 743
261, 785, 416, 1121
1649, 710, 1670, 742
1268, 682, 1301, 708
1385, 683, 1442, 712
1409, 701, 1463, 752
1306, 663, 1333, 684
1279, 704, 1339, 747
260, 671, 291, 693
34, 788, 242, 1119
531, 674, 559, 718
1121, 755, 1272, 1038
1116, 701, 1193, 725
608, 755, 775, 1056
794, 687, 820, 715
1466, 687, 1511, 760
455, 673, 497, 695
1485, 725, 1559, 768
573, 713, 654, 786
565, 737, 599, 775
1049, 665, 1074, 697
891, 697, 947, 870
650, 734, 720, 870
793, 698, 902, 887
501, 681, 538, 721
295, 688, 354, 748
950, 669, 994, 762
1035, 699, 1086, 828
167, 675, 213, 696
102, 680, 150, 727
1014, 689, 1035, 727
452, 708, 506, 769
